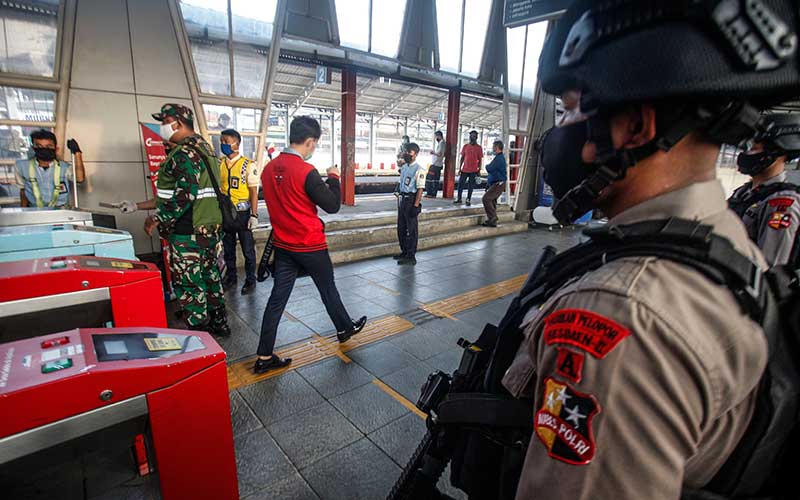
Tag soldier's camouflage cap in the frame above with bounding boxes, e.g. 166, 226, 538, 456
152, 103, 194, 125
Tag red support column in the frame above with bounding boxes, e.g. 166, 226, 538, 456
443, 89, 460, 199
340, 68, 357, 205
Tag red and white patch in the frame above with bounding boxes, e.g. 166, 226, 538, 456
555, 348, 585, 383
58, 182, 67, 193
535, 377, 601, 465
768, 212, 792, 230
768, 197, 795, 210
543, 309, 630, 359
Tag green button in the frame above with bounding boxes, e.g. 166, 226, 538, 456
41, 358, 73, 374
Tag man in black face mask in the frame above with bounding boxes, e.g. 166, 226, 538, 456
728, 113, 800, 266
492, 1, 800, 499
15, 129, 85, 208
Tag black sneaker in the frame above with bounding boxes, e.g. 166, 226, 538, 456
466, 200, 471, 206
397, 256, 417, 266
482, 221, 497, 227
253, 355, 292, 374
392, 253, 406, 260
453, 199, 462, 204
241, 280, 256, 295
337, 316, 367, 343
222, 276, 237, 291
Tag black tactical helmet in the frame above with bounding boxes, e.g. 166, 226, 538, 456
537, 0, 800, 224
755, 113, 800, 159
539, 0, 799, 112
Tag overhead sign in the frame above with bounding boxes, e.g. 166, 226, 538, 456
504, 0, 571, 27
316, 65, 330, 84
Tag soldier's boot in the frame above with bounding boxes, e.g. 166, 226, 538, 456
209, 307, 231, 337
186, 319, 211, 333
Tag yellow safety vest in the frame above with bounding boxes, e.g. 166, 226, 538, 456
219, 155, 252, 206
28, 159, 63, 208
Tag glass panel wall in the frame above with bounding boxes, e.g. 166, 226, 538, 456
460, 0, 492, 77
180, 0, 277, 98
266, 107, 288, 155
0, 0, 60, 77
181, 0, 230, 95
436, 0, 463, 72
0, 86, 56, 122
335, 0, 370, 51
371, 1, 407, 58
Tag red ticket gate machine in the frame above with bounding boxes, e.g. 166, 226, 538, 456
0, 256, 166, 343
0, 327, 238, 499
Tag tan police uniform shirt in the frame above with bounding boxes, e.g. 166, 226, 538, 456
502, 180, 768, 500
739, 172, 800, 266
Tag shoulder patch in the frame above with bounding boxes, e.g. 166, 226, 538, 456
543, 309, 630, 358
768, 212, 792, 230
555, 348, 585, 383
767, 197, 795, 210
535, 377, 600, 465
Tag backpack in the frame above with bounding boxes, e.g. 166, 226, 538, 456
390, 217, 800, 500
186, 144, 243, 233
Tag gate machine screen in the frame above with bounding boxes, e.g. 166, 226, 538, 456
0, 327, 239, 500
0, 224, 136, 263
0, 256, 167, 343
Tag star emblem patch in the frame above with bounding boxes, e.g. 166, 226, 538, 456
767, 211, 791, 230
535, 377, 600, 465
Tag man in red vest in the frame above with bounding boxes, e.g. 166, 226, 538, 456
254, 116, 367, 374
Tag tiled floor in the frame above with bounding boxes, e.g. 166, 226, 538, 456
172, 226, 585, 499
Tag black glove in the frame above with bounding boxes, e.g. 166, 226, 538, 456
66, 139, 81, 154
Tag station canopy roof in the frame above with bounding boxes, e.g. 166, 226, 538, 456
271, 61, 503, 130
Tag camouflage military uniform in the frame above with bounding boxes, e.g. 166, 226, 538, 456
153, 104, 227, 331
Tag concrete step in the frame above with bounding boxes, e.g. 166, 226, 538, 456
326, 210, 517, 250
329, 221, 529, 265
251, 206, 500, 242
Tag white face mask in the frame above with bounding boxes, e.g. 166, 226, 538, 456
159, 122, 176, 142
303, 140, 316, 161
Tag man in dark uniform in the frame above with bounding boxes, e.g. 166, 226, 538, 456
394, 143, 426, 266
728, 113, 800, 266
495, 2, 800, 499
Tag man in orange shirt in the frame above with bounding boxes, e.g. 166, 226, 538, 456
455, 130, 483, 206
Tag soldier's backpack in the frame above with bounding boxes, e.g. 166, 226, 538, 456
392, 217, 800, 500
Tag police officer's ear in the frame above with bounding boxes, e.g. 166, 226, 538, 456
613, 104, 658, 151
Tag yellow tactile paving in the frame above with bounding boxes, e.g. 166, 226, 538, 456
421, 273, 526, 318
228, 315, 414, 390
372, 379, 427, 420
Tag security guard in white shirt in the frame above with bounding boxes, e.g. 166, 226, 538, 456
395, 143, 426, 266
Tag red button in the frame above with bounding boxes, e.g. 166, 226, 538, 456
41, 336, 70, 349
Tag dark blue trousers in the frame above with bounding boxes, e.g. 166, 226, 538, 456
223, 210, 256, 282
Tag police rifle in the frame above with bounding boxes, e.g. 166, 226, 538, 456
387, 246, 558, 500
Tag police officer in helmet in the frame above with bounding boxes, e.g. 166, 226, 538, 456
729, 113, 800, 266
498, 2, 799, 500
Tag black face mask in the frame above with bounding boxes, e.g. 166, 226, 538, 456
33, 147, 57, 163
736, 150, 777, 176
541, 121, 596, 200
402, 154, 413, 165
